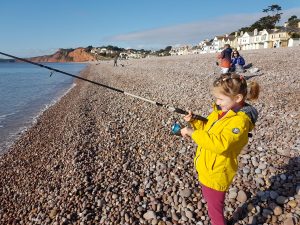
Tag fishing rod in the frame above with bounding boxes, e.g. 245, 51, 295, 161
0, 52, 208, 125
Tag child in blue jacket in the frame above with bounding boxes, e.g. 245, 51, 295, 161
231, 51, 245, 72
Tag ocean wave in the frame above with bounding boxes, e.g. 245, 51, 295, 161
0, 112, 16, 119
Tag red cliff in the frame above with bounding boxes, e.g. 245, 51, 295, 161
28, 48, 97, 62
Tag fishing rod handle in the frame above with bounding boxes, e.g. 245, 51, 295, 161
174, 108, 208, 122
192, 114, 208, 121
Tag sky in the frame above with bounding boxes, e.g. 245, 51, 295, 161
1, 0, 300, 58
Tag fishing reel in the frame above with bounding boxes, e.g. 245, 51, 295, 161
171, 122, 182, 136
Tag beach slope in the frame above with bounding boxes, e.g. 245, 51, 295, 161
0, 47, 299, 224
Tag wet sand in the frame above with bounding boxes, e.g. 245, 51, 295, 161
0, 47, 299, 224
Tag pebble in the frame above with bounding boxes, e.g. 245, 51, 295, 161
143, 211, 156, 220
236, 190, 247, 203
276, 196, 288, 205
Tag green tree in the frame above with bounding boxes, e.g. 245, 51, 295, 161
238, 4, 283, 33
85, 45, 93, 52
164, 46, 172, 52
287, 15, 300, 28
263, 4, 282, 15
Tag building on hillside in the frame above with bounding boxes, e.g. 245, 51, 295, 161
119, 52, 128, 59
270, 23, 300, 48
238, 31, 254, 50
269, 28, 290, 48
222, 35, 237, 49
212, 36, 225, 52
169, 45, 193, 55
191, 45, 202, 54
251, 29, 264, 49
288, 38, 300, 47
198, 40, 214, 53
90, 47, 101, 54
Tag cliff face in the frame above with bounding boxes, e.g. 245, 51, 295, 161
28, 48, 96, 62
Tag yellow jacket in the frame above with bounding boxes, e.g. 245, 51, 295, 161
190, 103, 258, 192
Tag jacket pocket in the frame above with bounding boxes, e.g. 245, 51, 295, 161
210, 154, 217, 172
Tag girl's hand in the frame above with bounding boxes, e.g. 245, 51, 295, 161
181, 127, 193, 138
183, 111, 193, 122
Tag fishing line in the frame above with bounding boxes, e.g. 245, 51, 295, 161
0, 51, 207, 125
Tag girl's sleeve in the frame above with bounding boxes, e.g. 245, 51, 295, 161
190, 119, 206, 130
240, 57, 245, 65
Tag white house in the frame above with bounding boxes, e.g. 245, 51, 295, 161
260, 29, 273, 48
238, 32, 254, 50
212, 36, 225, 51
288, 38, 300, 47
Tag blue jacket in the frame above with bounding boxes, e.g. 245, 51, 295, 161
231, 56, 245, 69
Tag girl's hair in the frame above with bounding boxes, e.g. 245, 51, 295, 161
213, 73, 260, 100
233, 50, 240, 57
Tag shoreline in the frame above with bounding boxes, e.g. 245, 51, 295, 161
0, 64, 89, 155
0, 48, 299, 224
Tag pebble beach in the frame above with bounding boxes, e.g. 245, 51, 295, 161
0, 47, 299, 225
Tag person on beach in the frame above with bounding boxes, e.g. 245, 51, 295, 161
113, 54, 118, 67
217, 44, 232, 74
230, 50, 245, 73
180, 73, 260, 225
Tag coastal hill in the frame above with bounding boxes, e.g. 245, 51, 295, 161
27, 47, 97, 62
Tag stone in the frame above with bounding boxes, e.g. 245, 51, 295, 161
270, 191, 279, 199
143, 211, 156, 220
49, 208, 58, 219
180, 188, 192, 198
273, 206, 283, 216
287, 200, 297, 208
185, 210, 193, 220
228, 191, 238, 199
262, 209, 273, 218
283, 217, 297, 225
237, 190, 247, 203
276, 196, 288, 205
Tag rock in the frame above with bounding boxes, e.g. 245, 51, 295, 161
228, 191, 238, 199
270, 191, 279, 199
273, 206, 283, 216
171, 212, 179, 221
276, 196, 288, 205
237, 190, 247, 203
49, 208, 58, 219
143, 211, 156, 220
296, 185, 300, 195
287, 200, 297, 208
262, 209, 273, 218
283, 217, 298, 225
185, 210, 193, 220
248, 216, 257, 224
180, 188, 192, 198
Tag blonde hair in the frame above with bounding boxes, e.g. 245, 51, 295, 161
213, 73, 260, 100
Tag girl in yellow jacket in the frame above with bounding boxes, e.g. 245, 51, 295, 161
181, 73, 260, 225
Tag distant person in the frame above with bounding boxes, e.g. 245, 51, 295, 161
113, 55, 118, 67
230, 50, 245, 73
217, 44, 232, 74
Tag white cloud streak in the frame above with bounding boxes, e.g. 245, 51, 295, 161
105, 8, 300, 49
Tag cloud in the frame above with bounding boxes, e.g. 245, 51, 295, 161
280, 7, 300, 22
105, 7, 300, 49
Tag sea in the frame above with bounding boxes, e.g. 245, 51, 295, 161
0, 62, 86, 154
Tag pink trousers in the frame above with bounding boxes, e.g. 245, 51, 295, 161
202, 185, 226, 225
